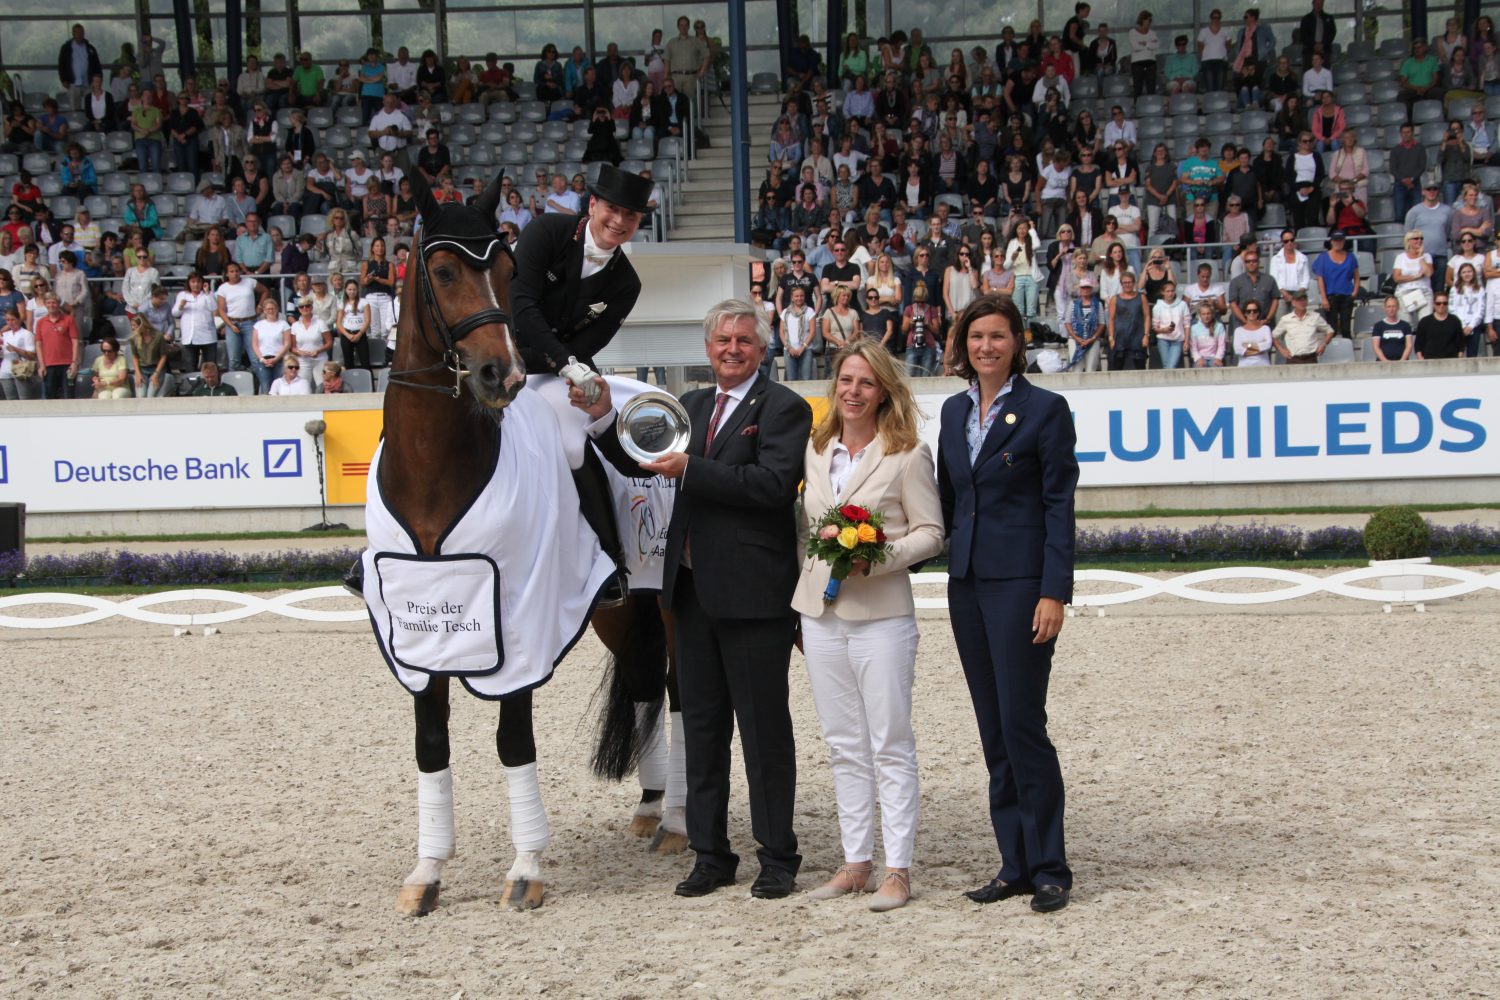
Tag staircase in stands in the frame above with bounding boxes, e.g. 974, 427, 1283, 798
667, 92, 781, 242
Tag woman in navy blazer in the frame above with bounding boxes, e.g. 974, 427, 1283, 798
936, 294, 1080, 914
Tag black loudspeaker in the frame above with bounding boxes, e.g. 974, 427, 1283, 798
0, 503, 25, 562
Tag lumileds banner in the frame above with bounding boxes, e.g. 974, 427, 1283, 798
911, 373, 1496, 487
0, 411, 325, 513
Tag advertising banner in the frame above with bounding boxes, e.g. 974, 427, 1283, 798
2, 372, 1493, 513
0, 411, 325, 513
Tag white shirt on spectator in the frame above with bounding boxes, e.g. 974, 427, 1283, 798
386, 59, 418, 92
1302, 66, 1334, 98
173, 290, 218, 345
1198, 25, 1230, 61
545, 189, 581, 215
1040, 163, 1071, 201
780, 305, 817, 351
344, 165, 375, 199
368, 108, 412, 151
1270, 249, 1310, 293
216, 280, 258, 321
1102, 119, 1137, 149
269, 375, 312, 395
1033, 75, 1071, 107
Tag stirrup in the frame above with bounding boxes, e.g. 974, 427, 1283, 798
342, 557, 365, 599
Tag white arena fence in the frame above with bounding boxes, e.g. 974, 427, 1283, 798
2, 567, 1498, 630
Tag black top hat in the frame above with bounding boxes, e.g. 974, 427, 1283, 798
588, 163, 653, 215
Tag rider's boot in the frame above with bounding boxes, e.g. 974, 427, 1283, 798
574, 445, 629, 608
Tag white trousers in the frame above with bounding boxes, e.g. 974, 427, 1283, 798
528, 374, 588, 470
800, 611, 920, 869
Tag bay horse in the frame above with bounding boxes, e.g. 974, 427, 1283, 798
367, 169, 682, 918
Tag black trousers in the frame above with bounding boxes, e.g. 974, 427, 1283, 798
1131, 61, 1157, 97
671, 569, 800, 877
1324, 293, 1353, 338
949, 574, 1071, 889
340, 333, 370, 370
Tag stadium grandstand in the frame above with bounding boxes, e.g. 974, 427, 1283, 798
0, 0, 1496, 398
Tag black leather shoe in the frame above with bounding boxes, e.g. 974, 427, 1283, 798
675, 864, 736, 898
1030, 884, 1070, 912
964, 878, 1034, 904
749, 867, 796, 899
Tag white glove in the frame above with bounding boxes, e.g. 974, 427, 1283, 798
559, 356, 603, 406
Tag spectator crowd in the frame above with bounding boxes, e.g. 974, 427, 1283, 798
1, 19, 691, 398
751, 6, 1500, 378
2, 9, 1498, 402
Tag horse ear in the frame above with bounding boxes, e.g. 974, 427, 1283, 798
473, 169, 505, 226
408, 167, 441, 221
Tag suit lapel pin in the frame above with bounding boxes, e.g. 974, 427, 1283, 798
1003, 452, 1014, 466
546, 270, 558, 282
1005, 412, 1017, 424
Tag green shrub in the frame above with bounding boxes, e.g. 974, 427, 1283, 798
1363, 506, 1430, 560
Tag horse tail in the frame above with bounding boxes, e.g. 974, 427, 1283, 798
589, 595, 668, 782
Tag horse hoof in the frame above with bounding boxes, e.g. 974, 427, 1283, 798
628, 813, 661, 838
501, 877, 545, 911
651, 829, 689, 855
396, 881, 441, 916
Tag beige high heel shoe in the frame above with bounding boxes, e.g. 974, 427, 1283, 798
868, 869, 910, 912
805, 862, 875, 900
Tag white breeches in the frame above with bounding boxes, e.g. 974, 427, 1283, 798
800, 612, 921, 869
529, 374, 589, 470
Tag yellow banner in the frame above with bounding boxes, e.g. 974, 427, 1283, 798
323, 409, 384, 505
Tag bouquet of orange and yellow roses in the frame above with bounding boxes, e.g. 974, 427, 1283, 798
807, 503, 890, 604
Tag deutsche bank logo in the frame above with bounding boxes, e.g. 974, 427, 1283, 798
0, 445, 8, 485
262, 439, 303, 478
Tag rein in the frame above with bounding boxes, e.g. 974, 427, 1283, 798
385, 235, 515, 399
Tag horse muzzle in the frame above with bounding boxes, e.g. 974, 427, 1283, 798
471, 356, 527, 409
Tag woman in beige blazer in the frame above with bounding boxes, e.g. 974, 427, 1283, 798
793, 340, 944, 912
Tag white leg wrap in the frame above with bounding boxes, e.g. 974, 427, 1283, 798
416, 768, 456, 861
664, 711, 687, 812
503, 762, 551, 853
636, 703, 669, 791
507, 849, 544, 882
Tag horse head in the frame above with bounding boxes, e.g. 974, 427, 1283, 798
401, 169, 524, 410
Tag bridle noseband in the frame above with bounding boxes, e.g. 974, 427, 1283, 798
386, 234, 516, 399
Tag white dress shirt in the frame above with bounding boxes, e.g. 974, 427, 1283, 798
580, 220, 618, 279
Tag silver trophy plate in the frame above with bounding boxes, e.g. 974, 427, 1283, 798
617, 391, 692, 464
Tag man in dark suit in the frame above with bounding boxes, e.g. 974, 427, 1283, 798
653, 77, 692, 144
510, 162, 654, 601
1298, 0, 1336, 68
572, 299, 812, 900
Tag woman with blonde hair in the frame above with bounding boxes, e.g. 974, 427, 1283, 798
822, 282, 860, 361
868, 253, 902, 308
128, 311, 174, 397
795, 339, 944, 913
319, 208, 360, 278
1391, 231, 1435, 322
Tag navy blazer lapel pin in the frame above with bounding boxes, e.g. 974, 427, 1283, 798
1002, 451, 1015, 466
1005, 412, 1017, 424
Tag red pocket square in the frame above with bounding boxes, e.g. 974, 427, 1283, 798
740, 424, 759, 436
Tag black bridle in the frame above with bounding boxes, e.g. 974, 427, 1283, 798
385, 233, 516, 399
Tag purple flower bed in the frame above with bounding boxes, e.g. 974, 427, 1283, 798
0, 523, 1495, 586
0, 547, 362, 586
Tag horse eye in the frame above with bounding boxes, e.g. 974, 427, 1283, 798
434, 266, 455, 283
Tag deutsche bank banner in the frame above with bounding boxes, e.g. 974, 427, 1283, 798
0, 411, 325, 513
913, 373, 1496, 487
